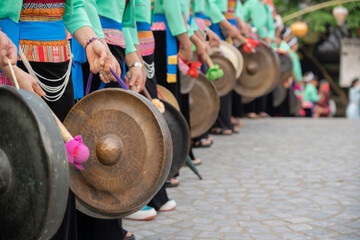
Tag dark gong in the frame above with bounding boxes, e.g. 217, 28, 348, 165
0, 85, 69, 240
278, 53, 293, 84
159, 100, 191, 180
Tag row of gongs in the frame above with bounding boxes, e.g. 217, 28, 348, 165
0, 39, 294, 239
178, 40, 294, 138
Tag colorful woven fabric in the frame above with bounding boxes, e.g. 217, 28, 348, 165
151, 22, 166, 31
137, 30, 155, 56
18, 42, 70, 62
20, 0, 66, 21
194, 17, 207, 31
0, 73, 12, 86
224, 0, 237, 20
19, 0, 69, 63
103, 29, 126, 48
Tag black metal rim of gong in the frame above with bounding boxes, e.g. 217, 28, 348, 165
0, 85, 69, 240
160, 100, 191, 180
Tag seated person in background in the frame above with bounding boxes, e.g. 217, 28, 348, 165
302, 72, 320, 117
314, 80, 330, 118
346, 78, 360, 119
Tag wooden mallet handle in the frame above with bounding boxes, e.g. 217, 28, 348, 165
204, 54, 215, 69
6, 59, 74, 143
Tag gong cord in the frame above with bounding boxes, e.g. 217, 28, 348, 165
18, 47, 73, 102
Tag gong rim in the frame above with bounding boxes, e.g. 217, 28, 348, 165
190, 73, 220, 138
157, 84, 180, 111
235, 44, 280, 98
63, 89, 172, 219
0, 85, 69, 240
242, 96, 255, 104
210, 41, 244, 79
159, 100, 191, 179
278, 54, 293, 85
272, 86, 288, 107
180, 73, 196, 94
210, 54, 237, 96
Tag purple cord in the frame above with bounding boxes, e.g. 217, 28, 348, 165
85, 68, 128, 95
110, 67, 128, 90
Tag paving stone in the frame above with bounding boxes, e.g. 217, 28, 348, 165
123, 119, 360, 239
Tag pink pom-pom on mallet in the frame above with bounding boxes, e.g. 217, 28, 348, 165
65, 135, 90, 170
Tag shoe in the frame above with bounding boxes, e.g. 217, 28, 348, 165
259, 112, 270, 118
192, 158, 202, 165
123, 233, 136, 240
124, 205, 157, 221
165, 178, 179, 188
159, 199, 176, 212
192, 138, 213, 148
210, 128, 232, 135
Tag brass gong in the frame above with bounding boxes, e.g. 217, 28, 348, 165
189, 73, 220, 138
278, 53, 293, 85
235, 44, 280, 98
157, 84, 180, 111
210, 41, 244, 79
272, 86, 288, 108
180, 73, 196, 94
242, 96, 255, 104
63, 89, 172, 218
210, 54, 237, 96
0, 86, 69, 240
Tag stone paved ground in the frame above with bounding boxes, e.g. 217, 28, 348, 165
124, 118, 360, 240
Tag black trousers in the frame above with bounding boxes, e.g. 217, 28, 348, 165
232, 91, 243, 118
143, 39, 170, 210
17, 60, 77, 240
215, 91, 233, 130
153, 30, 181, 104
243, 94, 268, 114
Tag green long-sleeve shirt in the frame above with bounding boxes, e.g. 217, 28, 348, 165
193, 0, 205, 13
205, 0, 226, 24
235, 0, 244, 19
180, 0, 197, 33
135, 0, 152, 23
154, 0, 188, 36
303, 84, 320, 103
84, 0, 136, 54
124, 0, 152, 46
243, 0, 274, 39
290, 51, 303, 82
0, 0, 92, 35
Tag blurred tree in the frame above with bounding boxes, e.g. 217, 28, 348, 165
274, 0, 360, 37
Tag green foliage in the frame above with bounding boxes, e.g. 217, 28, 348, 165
273, 0, 360, 36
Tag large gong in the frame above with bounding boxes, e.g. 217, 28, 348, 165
180, 73, 196, 94
278, 53, 293, 84
235, 44, 280, 98
210, 41, 244, 80
189, 73, 220, 138
0, 86, 69, 240
272, 86, 288, 108
63, 89, 172, 218
210, 54, 237, 96
157, 84, 180, 110
160, 100, 191, 179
